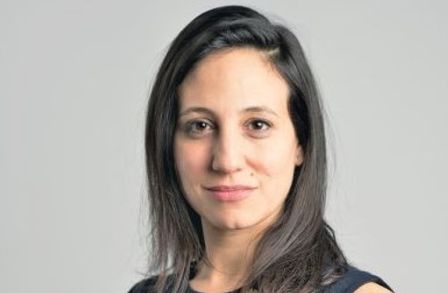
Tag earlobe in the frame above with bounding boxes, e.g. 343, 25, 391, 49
295, 145, 304, 166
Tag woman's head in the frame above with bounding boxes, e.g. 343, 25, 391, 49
145, 5, 344, 292
174, 46, 304, 234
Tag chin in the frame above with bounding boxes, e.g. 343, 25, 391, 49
205, 213, 266, 231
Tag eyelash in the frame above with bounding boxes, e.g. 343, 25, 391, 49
183, 119, 272, 138
246, 119, 272, 132
185, 119, 214, 135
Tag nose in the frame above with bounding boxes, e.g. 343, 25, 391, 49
211, 128, 244, 174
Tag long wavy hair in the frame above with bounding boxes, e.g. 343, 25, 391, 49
144, 5, 347, 293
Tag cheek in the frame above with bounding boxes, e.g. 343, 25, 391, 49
253, 137, 298, 178
256, 151, 296, 211
174, 140, 209, 184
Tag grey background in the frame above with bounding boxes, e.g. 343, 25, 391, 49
1, 0, 447, 292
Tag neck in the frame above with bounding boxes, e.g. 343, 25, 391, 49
190, 208, 283, 292
190, 220, 268, 292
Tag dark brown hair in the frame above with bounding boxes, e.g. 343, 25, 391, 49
144, 5, 347, 293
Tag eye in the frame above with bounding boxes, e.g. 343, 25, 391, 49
184, 119, 214, 137
246, 119, 272, 136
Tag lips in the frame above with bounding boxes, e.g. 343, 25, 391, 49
204, 185, 256, 202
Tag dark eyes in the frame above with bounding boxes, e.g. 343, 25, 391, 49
182, 119, 272, 138
247, 120, 271, 131
186, 120, 214, 135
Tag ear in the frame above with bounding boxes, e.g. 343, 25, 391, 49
295, 144, 304, 167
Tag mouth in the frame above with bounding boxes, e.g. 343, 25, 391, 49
204, 185, 257, 202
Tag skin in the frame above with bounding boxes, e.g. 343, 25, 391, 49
174, 47, 302, 291
355, 282, 393, 293
173, 47, 390, 293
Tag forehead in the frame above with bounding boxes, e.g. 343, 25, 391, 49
177, 47, 290, 112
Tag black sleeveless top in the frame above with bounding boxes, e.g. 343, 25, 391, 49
128, 266, 392, 293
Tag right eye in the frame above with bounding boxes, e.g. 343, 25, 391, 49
184, 119, 214, 137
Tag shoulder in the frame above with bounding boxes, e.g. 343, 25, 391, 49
127, 276, 158, 293
321, 265, 393, 293
128, 275, 179, 293
354, 282, 393, 293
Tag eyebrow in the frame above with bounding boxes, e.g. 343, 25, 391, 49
178, 106, 279, 118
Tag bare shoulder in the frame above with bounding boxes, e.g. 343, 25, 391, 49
354, 282, 393, 293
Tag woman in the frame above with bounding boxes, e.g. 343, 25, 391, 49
129, 5, 393, 293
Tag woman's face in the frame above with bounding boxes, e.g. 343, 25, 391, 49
174, 47, 303, 233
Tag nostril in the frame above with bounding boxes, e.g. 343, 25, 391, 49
211, 150, 243, 173
210, 130, 244, 173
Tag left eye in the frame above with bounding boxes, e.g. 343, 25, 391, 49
247, 119, 271, 131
